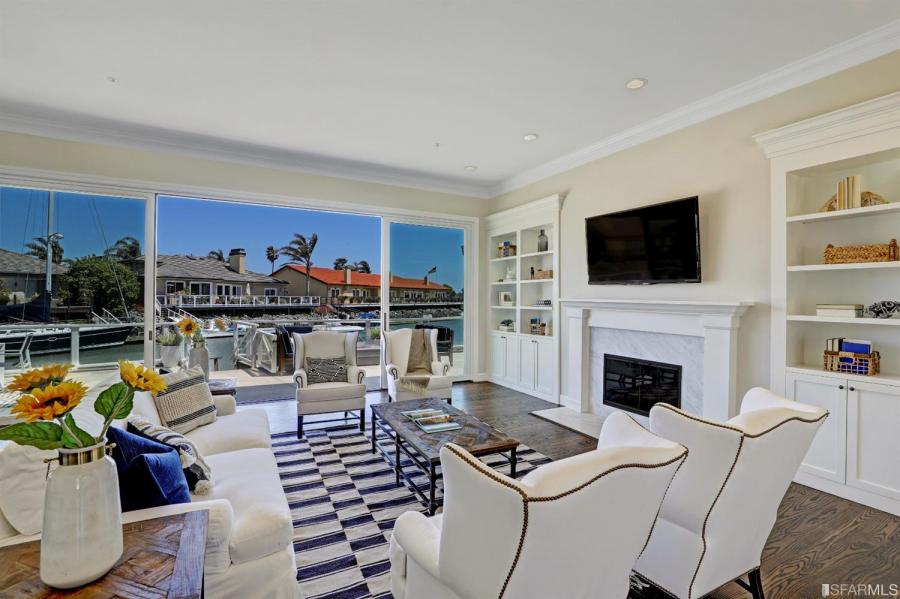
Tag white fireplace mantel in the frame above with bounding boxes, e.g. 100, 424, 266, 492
560, 299, 753, 421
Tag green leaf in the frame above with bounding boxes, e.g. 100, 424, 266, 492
93, 382, 134, 421
61, 413, 96, 448
0, 421, 64, 450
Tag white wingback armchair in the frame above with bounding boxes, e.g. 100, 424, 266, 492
383, 328, 452, 403
293, 331, 367, 438
389, 412, 688, 599
634, 388, 828, 599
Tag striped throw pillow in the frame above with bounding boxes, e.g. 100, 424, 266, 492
153, 368, 217, 434
127, 416, 213, 494
306, 356, 348, 384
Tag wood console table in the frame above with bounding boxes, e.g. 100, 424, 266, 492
0, 510, 208, 598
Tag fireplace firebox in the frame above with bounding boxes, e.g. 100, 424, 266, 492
603, 354, 681, 417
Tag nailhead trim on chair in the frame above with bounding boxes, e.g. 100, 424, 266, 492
641, 403, 829, 599
446, 440, 689, 599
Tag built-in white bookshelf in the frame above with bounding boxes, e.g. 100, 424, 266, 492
757, 92, 900, 516
484, 194, 561, 402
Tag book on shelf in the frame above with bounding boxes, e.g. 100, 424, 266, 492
834, 175, 862, 210
816, 304, 863, 317
841, 339, 872, 354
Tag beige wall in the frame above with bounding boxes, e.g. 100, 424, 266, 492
489, 51, 900, 398
0, 131, 488, 218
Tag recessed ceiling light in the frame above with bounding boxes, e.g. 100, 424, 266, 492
464, 165, 478, 172
626, 78, 647, 90
523, 133, 539, 142
106, 76, 118, 84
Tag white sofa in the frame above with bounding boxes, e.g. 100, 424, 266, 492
389, 412, 688, 599
0, 392, 299, 599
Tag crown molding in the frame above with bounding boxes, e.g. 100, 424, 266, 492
0, 101, 493, 199
753, 90, 900, 158
491, 19, 900, 197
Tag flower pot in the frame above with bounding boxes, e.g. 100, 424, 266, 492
40, 442, 123, 589
189, 345, 210, 380
159, 344, 182, 369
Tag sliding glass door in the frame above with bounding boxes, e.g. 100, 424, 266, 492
384, 221, 466, 379
0, 186, 150, 373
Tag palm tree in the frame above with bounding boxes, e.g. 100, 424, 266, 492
106, 236, 142, 261
333, 257, 348, 270
351, 260, 371, 274
24, 236, 64, 264
208, 249, 225, 261
280, 233, 318, 296
265, 245, 278, 274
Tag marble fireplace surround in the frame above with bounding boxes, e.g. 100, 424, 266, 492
561, 299, 753, 422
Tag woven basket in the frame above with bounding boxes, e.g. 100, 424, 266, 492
823, 239, 899, 264
534, 269, 553, 280
820, 191, 888, 212
824, 350, 880, 376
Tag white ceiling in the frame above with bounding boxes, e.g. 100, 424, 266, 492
0, 1, 898, 198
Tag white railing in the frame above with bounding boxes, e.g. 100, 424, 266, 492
0, 322, 142, 370
157, 294, 322, 307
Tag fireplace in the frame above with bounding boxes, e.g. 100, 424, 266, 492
603, 354, 681, 417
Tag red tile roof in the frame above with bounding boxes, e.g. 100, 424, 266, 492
280, 265, 451, 290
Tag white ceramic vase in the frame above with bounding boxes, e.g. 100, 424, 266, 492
160, 344, 182, 369
40, 442, 123, 589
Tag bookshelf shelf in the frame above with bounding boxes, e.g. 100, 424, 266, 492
520, 278, 554, 284
490, 255, 516, 263
786, 201, 900, 224
787, 262, 900, 272
519, 250, 554, 259
787, 315, 900, 326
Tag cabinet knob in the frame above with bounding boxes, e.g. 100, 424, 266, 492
838, 385, 845, 390
849, 386, 855, 392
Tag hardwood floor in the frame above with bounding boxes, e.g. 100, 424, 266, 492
240, 380, 900, 599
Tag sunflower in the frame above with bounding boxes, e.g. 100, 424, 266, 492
118, 360, 167, 395
6, 363, 73, 393
177, 318, 199, 336
11, 380, 88, 422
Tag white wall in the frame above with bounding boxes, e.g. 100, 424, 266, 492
489, 51, 900, 400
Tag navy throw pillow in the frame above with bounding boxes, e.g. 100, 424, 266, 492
106, 427, 191, 512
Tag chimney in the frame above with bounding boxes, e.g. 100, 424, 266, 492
344, 267, 352, 285
228, 248, 246, 274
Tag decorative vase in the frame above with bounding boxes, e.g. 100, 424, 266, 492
537, 229, 549, 252
40, 442, 123, 589
160, 344, 182, 369
189, 344, 210, 380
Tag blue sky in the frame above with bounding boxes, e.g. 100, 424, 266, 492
0, 188, 464, 291
0, 187, 145, 260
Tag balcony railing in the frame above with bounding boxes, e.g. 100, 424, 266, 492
157, 294, 321, 307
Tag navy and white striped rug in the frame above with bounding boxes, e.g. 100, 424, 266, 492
271, 425, 551, 599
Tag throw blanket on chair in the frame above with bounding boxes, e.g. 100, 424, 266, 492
399, 329, 434, 393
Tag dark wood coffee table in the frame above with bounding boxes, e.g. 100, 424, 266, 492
370, 398, 519, 515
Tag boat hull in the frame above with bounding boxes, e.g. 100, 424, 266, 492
0, 325, 136, 356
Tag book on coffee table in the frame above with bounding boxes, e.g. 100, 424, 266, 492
401, 408, 463, 433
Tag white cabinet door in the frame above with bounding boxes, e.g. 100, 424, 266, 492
519, 338, 537, 389
786, 372, 847, 484
847, 380, 900, 501
505, 335, 520, 384
489, 334, 507, 380
535, 338, 555, 396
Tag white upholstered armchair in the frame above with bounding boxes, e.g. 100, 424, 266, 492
383, 328, 452, 403
293, 331, 367, 437
634, 388, 828, 599
389, 412, 688, 599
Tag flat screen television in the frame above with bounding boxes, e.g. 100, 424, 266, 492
585, 196, 700, 285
